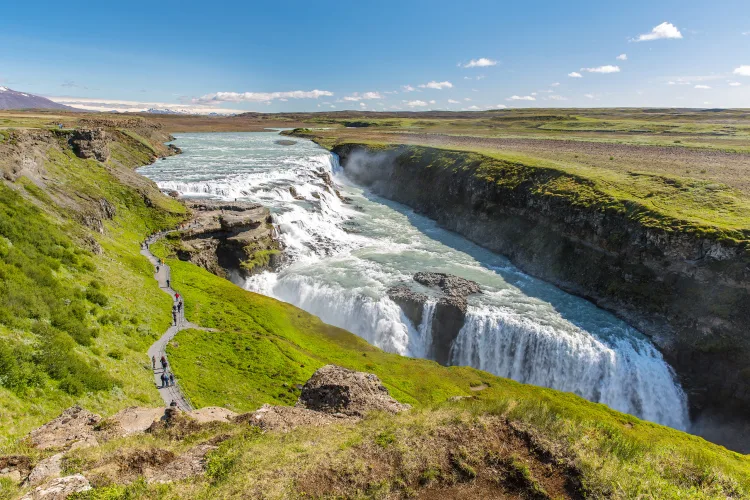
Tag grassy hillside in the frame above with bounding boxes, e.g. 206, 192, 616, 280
0, 122, 186, 449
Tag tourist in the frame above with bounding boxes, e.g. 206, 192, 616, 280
169, 373, 175, 386
152, 356, 155, 370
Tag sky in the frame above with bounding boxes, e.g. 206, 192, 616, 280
1, 0, 749, 113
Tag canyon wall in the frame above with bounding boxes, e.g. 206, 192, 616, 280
334, 143, 750, 440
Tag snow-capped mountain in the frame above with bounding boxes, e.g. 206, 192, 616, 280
0, 87, 77, 110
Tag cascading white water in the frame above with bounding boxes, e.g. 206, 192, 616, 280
139, 131, 690, 431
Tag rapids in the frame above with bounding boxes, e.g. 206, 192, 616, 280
139, 132, 689, 430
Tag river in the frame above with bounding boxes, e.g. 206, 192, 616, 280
139, 131, 689, 430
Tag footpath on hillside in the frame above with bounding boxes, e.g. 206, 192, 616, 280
141, 231, 201, 412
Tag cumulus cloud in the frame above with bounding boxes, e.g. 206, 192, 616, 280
405, 100, 428, 107
419, 81, 453, 90
462, 58, 497, 68
633, 22, 683, 42
617, 54, 628, 61
48, 96, 246, 115
694, 84, 711, 89
547, 95, 568, 101
568, 72, 583, 78
194, 89, 333, 104
729, 81, 742, 86
734, 65, 750, 76
581, 65, 620, 74
429, 100, 436, 104
466, 105, 480, 110
342, 91, 382, 101
448, 99, 460, 104
584, 94, 596, 99
402, 85, 416, 92
506, 95, 536, 101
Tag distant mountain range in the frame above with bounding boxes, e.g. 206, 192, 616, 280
0, 86, 78, 111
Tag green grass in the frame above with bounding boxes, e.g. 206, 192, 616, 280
142, 243, 750, 496
0, 126, 186, 451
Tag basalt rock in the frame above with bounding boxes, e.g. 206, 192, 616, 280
176, 200, 281, 283
69, 128, 110, 162
387, 285, 428, 327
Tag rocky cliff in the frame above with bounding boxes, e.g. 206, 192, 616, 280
174, 200, 280, 283
334, 143, 750, 442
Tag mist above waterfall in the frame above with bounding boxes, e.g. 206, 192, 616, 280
139, 132, 689, 430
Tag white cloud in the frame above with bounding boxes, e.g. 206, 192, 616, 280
496, 104, 507, 109
729, 81, 742, 86
402, 85, 416, 92
419, 81, 453, 90
734, 65, 750, 76
464, 98, 472, 101
551, 82, 560, 87
447, 99, 460, 104
462, 58, 497, 68
743, 31, 750, 36
359, 102, 366, 107
531, 92, 537, 96
694, 85, 711, 89
506, 95, 536, 101
548, 95, 568, 101
633, 22, 683, 42
616, 54, 628, 61
405, 100, 428, 107
48, 96, 246, 115
467, 105, 480, 110
194, 89, 333, 104
342, 91, 383, 101
568, 72, 583, 78
581, 65, 620, 74
584, 94, 596, 99
429, 100, 436, 104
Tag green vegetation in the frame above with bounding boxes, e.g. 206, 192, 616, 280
136, 241, 750, 497
0, 123, 186, 450
2, 112, 750, 498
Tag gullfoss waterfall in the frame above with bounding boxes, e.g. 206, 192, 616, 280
139, 132, 689, 430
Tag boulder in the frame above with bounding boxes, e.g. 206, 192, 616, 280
296, 365, 410, 417
26, 454, 63, 486
21, 474, 91, 500
29, 406, 101, 451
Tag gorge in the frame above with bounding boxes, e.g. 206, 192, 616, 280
140, 132, 691, 433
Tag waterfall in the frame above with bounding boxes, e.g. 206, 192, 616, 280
450, 306, 689, 430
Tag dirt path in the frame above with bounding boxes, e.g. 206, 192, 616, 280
141, 232, 199, 412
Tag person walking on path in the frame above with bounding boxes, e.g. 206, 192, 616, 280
160, 372, 167, 388
152, 356, 156, 370
177, 301, 182, 313
161, 355, 167, 371
156, 264, 160, 273
167, 279, 170, 288
169, 373, 175, 386
172, 305, 177, 326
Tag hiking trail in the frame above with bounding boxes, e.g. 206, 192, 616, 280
142, 231, 201, 412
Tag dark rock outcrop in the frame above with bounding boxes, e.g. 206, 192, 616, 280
176, 200, 280, 283
387, 285, 428, 327
297, 364, 410, 417
334, 143, 750, 444
69, 129, 110, 162
389, 273, 481, 365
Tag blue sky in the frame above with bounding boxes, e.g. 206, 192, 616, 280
1, 0, 749, 113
